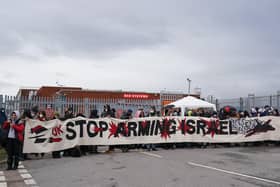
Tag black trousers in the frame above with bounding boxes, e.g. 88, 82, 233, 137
7, 138, 20, 169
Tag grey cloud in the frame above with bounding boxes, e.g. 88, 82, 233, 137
0, 0, 280, 98
1, 0, 280, 60
0, 0, 170, 59
0, 32, 21, 57
0, 81, 18, 94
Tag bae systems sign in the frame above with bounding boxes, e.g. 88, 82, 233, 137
23, 116, 280, 153
123, 94, 149, 99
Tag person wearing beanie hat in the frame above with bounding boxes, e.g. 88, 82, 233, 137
3, 111, 24, 170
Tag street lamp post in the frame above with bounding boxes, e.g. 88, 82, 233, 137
187, 78, 191, 96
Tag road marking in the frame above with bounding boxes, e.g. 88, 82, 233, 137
18, 165, 24, 169
24, 179, 37, 185
19, 164, 39, 186
0, 176, 5, 182
21, 173, 32, 179
188, 162, 280, 185
0, 182, 7, 187
140, 152, 163, 158
18, 169, 28, 173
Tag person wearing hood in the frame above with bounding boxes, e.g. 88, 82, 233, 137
3, 111, 24, 170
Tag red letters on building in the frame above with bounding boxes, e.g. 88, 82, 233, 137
123, 94, 149, 99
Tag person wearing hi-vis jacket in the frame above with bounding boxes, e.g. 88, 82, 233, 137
3, 111, 24, 170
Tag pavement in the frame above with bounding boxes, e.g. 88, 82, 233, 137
0, 161, 38, 187
1, 144, 280, 187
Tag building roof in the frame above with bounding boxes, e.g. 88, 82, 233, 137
16, 88, 38, 97
16, 86, 197, 101
36, 86, 82, 97
17, 86, 160, 100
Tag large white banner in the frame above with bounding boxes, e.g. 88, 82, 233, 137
23, 116, 280, 153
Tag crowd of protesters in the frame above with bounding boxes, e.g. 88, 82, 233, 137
218, 105, 279, 120
0, 104, 279, 170
163, 105, 280, 119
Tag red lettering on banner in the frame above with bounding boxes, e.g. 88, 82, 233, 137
52, 125, 63, 136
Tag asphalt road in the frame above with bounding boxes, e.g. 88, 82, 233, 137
19, 145, 280, 187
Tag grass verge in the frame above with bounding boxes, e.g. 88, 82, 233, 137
0, 147, 7, 162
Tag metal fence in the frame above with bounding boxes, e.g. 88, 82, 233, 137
2, 93, 279, 116
0, 95, 161, 117
213, 93, 280, 111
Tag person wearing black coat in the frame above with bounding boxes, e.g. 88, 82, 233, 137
88, 109, 99, 154
0, 108, 7, 148
146, 106, 157, 151
62, 107, 78, 157
101, 104, 114, 118
119, 109, 133, 152
102, 105, 116, 153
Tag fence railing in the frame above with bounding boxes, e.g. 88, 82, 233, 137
212, 93, 280, 111
0, 95, 161, 117
2, 93, 280, 116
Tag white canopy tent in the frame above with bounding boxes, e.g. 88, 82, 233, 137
165, 96, 217, 116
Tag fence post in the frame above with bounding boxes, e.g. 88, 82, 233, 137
240, 97, 244, 111
215, 99, 219, 111
0, 94, 3, 109
55, 95, 63, 116
84, 98, 89, 117
248, 94, 255, 110
277, 91, 280, 110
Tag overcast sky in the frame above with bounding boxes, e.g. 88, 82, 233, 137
0, 0, 279, 99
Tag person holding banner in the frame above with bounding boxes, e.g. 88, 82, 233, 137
52, 112, 62, 159
20, 109, 33, 161
36, 110, 47, 158
146, 106, 157, 151
102, 105, 116, 153
3, 111, 24, 170
119, 109, 133, 152
88, 109, 99, 154
62, 107, 75, 157
63, 107, 83, 157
